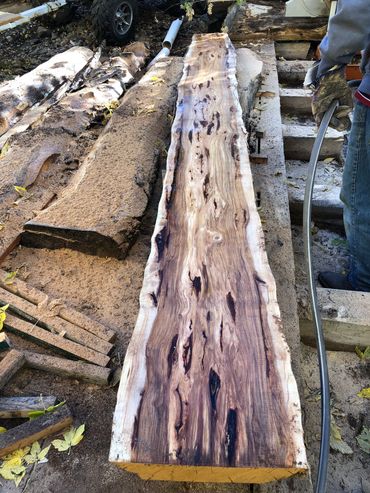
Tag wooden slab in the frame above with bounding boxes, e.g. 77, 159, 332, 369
223, 3, 327, 43
282, 124, 344, 160
0, 269, 115, 342
277, 60, 314, 85
0, 286, 112, 355
0, 349, 25, 389
0, 405, 72, 458
4, 315, 109, 367
110, 33, 307, 483
23, 350, 112, 385
280, 88, 311, 114
23, 57, 184, 259
0, 396, 57, 418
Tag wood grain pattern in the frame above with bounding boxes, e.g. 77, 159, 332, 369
0, 349, 25, 389
110, 33, 307, 482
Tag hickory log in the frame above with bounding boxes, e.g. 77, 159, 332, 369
110, 33, 307, 483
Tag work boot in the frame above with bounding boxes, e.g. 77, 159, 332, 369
318, 271, 354, 290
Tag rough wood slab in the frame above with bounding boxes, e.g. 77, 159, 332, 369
0, 47, 93, 135
0, 349, 25, 389
24, 57, 184, 259
224, 3, 327, 42
242, 42, 313, 493
280, 88, 311, 114
286, 160, 343, 228
277, 60, 313, 85
0, 405, 72, 458
282, 124, 344, 160
4, 314, 110, 367
0, 269, 115, 342
0, 286, 112, 355
275, 42, 310, 61
110, 33, 307, 483
23, 350, 112, 385
0, 395, 57, 418
300, 288, 370, 351
0, 45, 148, 262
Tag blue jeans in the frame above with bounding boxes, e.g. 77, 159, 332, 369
340, 101, 370, 291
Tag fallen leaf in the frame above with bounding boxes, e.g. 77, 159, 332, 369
0, 427, 7, 433
323, 157, 335, 163
14, 185, 27, 197
0, 142, 9, 159
357, 387, 370, 399
0, 304, 9, 331
356, 427, 370, 454
24, 441, 50, 465
3, 270, 17, 285
330, 416, 353, 454
28, 400, 65, 420
355, 346, 370, 361
52, 424, 85, 453
207, 2, 213, 14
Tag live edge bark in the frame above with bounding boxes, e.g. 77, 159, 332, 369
110, 33, 307, 483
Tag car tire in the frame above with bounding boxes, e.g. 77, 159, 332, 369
91, 0, 137, 45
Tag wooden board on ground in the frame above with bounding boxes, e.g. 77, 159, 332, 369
0, 396, 57, 418
23, 350, 112, 385
0, 44, 148, 262
0, 405, 72, 458
0, 269, 115, 342
24, 57, 184, 259
0, 349, 25, 389
223, 3, 327, 43
110, 33, 307, 483
300, 287, 370, 351
4, 315, 110, 367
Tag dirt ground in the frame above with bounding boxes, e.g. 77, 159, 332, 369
0, 4, 369, 493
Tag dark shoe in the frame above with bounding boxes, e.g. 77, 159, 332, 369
318, 271, 354, 290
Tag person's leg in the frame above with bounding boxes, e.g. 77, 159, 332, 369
340, 100, 370, 291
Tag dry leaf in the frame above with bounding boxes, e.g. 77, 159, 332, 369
14, 185, 27, 197
0, 304, 9, 331
52, 424, 85, 453
357, 387, 370, 399
356, 427, 370, 455
3, 270, 17, 285
330, 416, 353, 455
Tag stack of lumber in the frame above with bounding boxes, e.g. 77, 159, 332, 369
223, 2, 328, 42
110, 33, 307, 483
0, 43, 148, 261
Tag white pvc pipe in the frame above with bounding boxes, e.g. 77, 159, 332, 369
162, 17, 183, 49
0, 0, 67, 32
147, 17, 183, 69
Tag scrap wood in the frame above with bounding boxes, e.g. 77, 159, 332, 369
0, 47, 94, 136
0, 396, 57, 418
0, 269, 115, 342
4, 315, 110, 367
0, 286, 113, 355
110, 33, 307, 483
0, 350, 25, 390
0, 405, 72, 458
0, 43, 148, 262
0, 332, 11, 351
24, 57, 184, 258
23, 350, 112, 386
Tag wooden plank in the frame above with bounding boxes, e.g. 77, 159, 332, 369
282, 124, 344, 160
0, 287, 112, 355
0, 47, 93, 135
110, 33, 307, 483
0, 269, 115, 342
23, 57, 184, 259
0, 405, 72, 458
23, 350, 112, 386
4, 315, 110, 367
0, 396, 57, 418
0, 350, 25, 389
277, 60, 314, 85
224, 3, 327, 43
300, 288, 370, 351
280, 88, 311, 114
275, 42, 310, 61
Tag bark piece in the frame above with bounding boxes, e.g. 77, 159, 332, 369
0, 47, 93, 135
4, 315, 109, 367
110, 33, 307, 483
0, 405, 72, 458
0, 287, 112, 355
224, 3, 327, 42
0, 45, 148, 261
0, 396, 57, 418
0, 349, 25, 389
236, 48, 263, 121
0, 268, 115, 342
23, 350, 112, 386
24, 57, 184, 259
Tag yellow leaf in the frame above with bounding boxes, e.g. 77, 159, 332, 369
0, 223, 4, 231
0, 427, 6, 433
52, 424, 85, 453
0, 142, 9, 159
3, 270, 17, 285
0, 304, 9, 331
357, 387, 370, 399
71, 424, 85, 446
14, 185, 27, 197
207, 2, 213, 14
